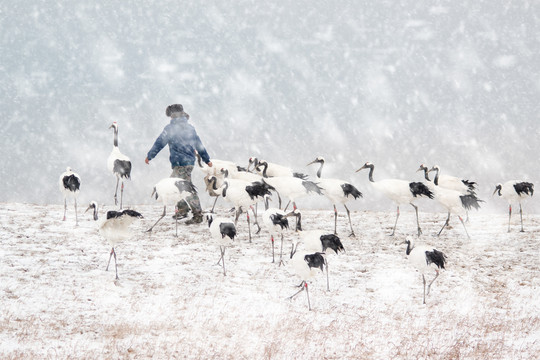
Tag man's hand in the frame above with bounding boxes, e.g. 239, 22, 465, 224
207, 161, 213, 167
145, 157, 150, 164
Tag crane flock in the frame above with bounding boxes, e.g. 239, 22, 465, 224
58, 121, 535, 306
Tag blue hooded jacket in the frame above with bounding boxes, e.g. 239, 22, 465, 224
147, 115, 211, 168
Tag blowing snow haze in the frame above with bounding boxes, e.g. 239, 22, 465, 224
1, 1, 539, 212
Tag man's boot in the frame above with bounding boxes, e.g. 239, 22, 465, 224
185, 212, 204, 225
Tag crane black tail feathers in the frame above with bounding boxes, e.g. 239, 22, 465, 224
461, 179, 477, 192
304, 252, 326, 272
425, 249, 447, 269
302, 181, 323, 195
270, 213, 290, 230
409, 182, 434, 199
293, 172, 309, 180
460, 194, 484, 210
63, 174, 80, 192
320, 234, 345, 253
174, 180, 197, 195
341, 183, 363, 199
514, 182, 534, 197
219, 223, 237, 240
246, 181, 274, 200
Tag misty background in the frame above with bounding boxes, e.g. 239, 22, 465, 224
1, 1, 539, 214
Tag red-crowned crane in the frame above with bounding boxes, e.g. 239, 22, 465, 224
404, 237, 447, 304
59, 167, 81, 226
493, 180, 534, 232
251, 158, 308, 179
195, 152, 241, 212
86, 201, 143, 280
356, 162, 434, 237
108, 122, 131, 209
287, 249, 326, 311
262, 195, 290, 265
146, 178, 197, 236
295, 230, 345, 291
257, 161, 323, 230
417, 163, 477, 222
429, 165, 483, 239
424, 164, 476, 194
206, 214, 237, 276
209, 176, 273, 242
307, 156, 362, 236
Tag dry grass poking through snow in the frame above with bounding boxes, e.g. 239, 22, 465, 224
0, 203, 539, 359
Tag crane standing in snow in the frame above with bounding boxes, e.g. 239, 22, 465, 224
356, 162, 434, 237
493, 180, 534, 232
288, 249, 326, 311
294, 230, 345, 291
417, 163, 477, 222
262, 195, 290, 265
86, 201, 143, 280
208, 176, 273, 242
207, 214, 237, 276
307, 156, 362, 237
257, 160, 323, 230
428, 165, 483, 239
108, 122, 132, 209
146, 178, 198, 236
404, 237, 447, 304
59, 167, 81, 226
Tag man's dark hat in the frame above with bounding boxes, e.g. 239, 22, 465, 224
166, 104, 184, 117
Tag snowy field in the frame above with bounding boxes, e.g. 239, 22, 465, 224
1, 202, 539, 359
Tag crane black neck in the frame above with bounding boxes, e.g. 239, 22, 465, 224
222, 181, 229, 197
405, 240, 414, 255
259, 162, 269, 178
316, 161, 324, 179
421, 167, 431, 182
433, 168, 440, 186
113, 127, 118, 147
366, 164, 375, 182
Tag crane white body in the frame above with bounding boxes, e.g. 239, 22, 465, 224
210, 177, 272, 242
207, 215, 237, 276
87, 202, 143, 280
356, 162, 433, 236
404, 238, 447, 304
307, 157, 362, 237
288, 250, 326, 311
251, 158, 307, 179
108, 122, 131, 209
429, 166, 483, 239
262, 196, 290, 264
298, 230, 345, 291
146, 178, 197, 236
493, 180, 534, 232
59, 167, 81, 225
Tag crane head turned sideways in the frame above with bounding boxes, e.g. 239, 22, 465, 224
109, 122, 118, 130
493, 184, 502, 196
428, 165, 440, 173
306, 156, 325, 166
355, 162, 373, 172
85, 201, 99, 221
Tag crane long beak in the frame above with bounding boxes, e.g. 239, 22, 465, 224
306, 160, 317, 166
355, 165, 366, 173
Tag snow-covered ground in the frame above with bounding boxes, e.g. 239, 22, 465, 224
1, 202, 539, 359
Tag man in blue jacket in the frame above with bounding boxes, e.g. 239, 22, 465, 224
145, 104, 213, 224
